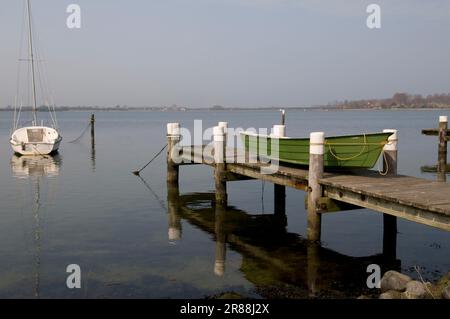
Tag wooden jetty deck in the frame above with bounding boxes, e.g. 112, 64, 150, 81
179, 145, 450, 231
165, 120, 450, 245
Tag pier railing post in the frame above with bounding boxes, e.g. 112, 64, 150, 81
382, 129, 398, 260
307, 132, 324, 242
272, 124, 286, 216
167, 123, 181, 187
438, 116, 448, 182
214, 125, 227, 206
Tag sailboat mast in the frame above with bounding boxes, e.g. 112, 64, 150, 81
27, 0, 38, 126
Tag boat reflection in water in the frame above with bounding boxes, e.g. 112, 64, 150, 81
166, 185, 401, 298
10, 154, 61, 298
10, 154, 62, 178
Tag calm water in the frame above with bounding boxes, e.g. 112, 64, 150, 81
0, 110, 449, 298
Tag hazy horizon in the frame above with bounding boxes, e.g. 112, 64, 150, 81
1, 0, 450, 108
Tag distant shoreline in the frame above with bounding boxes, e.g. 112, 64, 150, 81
1, 106, 450, 112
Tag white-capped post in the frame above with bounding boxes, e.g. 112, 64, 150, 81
272, 125, 286, 138
167, 123, 181, 185
272, 124, 287, 216
214, 126, 227, 205
382, 129, 398, 175
382, 129, 398, 259
307, 132, 324, 242
438, 116, 448, 182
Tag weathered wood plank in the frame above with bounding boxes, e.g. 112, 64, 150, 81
422, 128, 450, 136
421, 165, 450, 173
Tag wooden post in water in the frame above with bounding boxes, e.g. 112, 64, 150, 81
382, 129, 398, 260
438, 116, 448, 182
272, 124, 286, 216
90, 114, 96, 169
214, 125, 227, 206
167, 181, 182, 241
307, 132, 324, 242
90, 114, 95, 143
167, 123, 181, 187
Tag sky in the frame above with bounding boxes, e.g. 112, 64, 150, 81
0, 0, 449, 108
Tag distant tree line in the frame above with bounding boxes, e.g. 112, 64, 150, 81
328, 93, 450, 109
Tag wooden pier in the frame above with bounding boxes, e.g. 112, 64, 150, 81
165, 118, 450, 244
421, 115, 449, 182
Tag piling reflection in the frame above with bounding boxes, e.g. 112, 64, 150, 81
214, 203, 227, 276
165, 187, 401, 298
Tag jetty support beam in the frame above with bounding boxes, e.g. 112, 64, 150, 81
382, 129, 398, 259
167, 123, 181, 187
438, 116, 448, 182
272, 124, 287, 216
307, 132, 324, 242
167, 181, 182, 241
214, 125, 227, 206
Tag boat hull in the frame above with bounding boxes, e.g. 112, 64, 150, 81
10, 126, 62, 156
241, 132, 392, 168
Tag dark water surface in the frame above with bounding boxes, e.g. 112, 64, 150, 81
0, 110, 449, 298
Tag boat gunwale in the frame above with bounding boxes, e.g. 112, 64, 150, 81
239, 131, 393, 140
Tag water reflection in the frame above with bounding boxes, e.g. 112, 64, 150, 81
166, 187, 401, 298
10, 154, 61, 298
10, 154, 62, 178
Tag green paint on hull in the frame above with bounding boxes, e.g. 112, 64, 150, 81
241, 132, 392, 168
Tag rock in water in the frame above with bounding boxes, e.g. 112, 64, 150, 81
379, 290, 404, 299
404, 281, 427, 299
443, 286, 450, 299
380, 270, 412, 292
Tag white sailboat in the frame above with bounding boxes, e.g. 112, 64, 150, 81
10, 0, 62, 156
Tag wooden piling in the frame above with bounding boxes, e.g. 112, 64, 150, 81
90, 113, 95, 141
307, 242, 320, 297
167, 182, 182, 241
272, 124, 287, 216
438, 116, 448, 182
307, 132, 324, 242
90, 114, 96, 169
214, 126, 227, 205
167, 123, 181, 187
382, 129, 398, 259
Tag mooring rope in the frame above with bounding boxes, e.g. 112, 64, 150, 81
325, 134, 387, 162
377, 150, 389, 176
68, 122, 91, 143
132, 144, 168, 176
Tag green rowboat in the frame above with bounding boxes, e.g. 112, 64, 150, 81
240, 132, 393, 168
